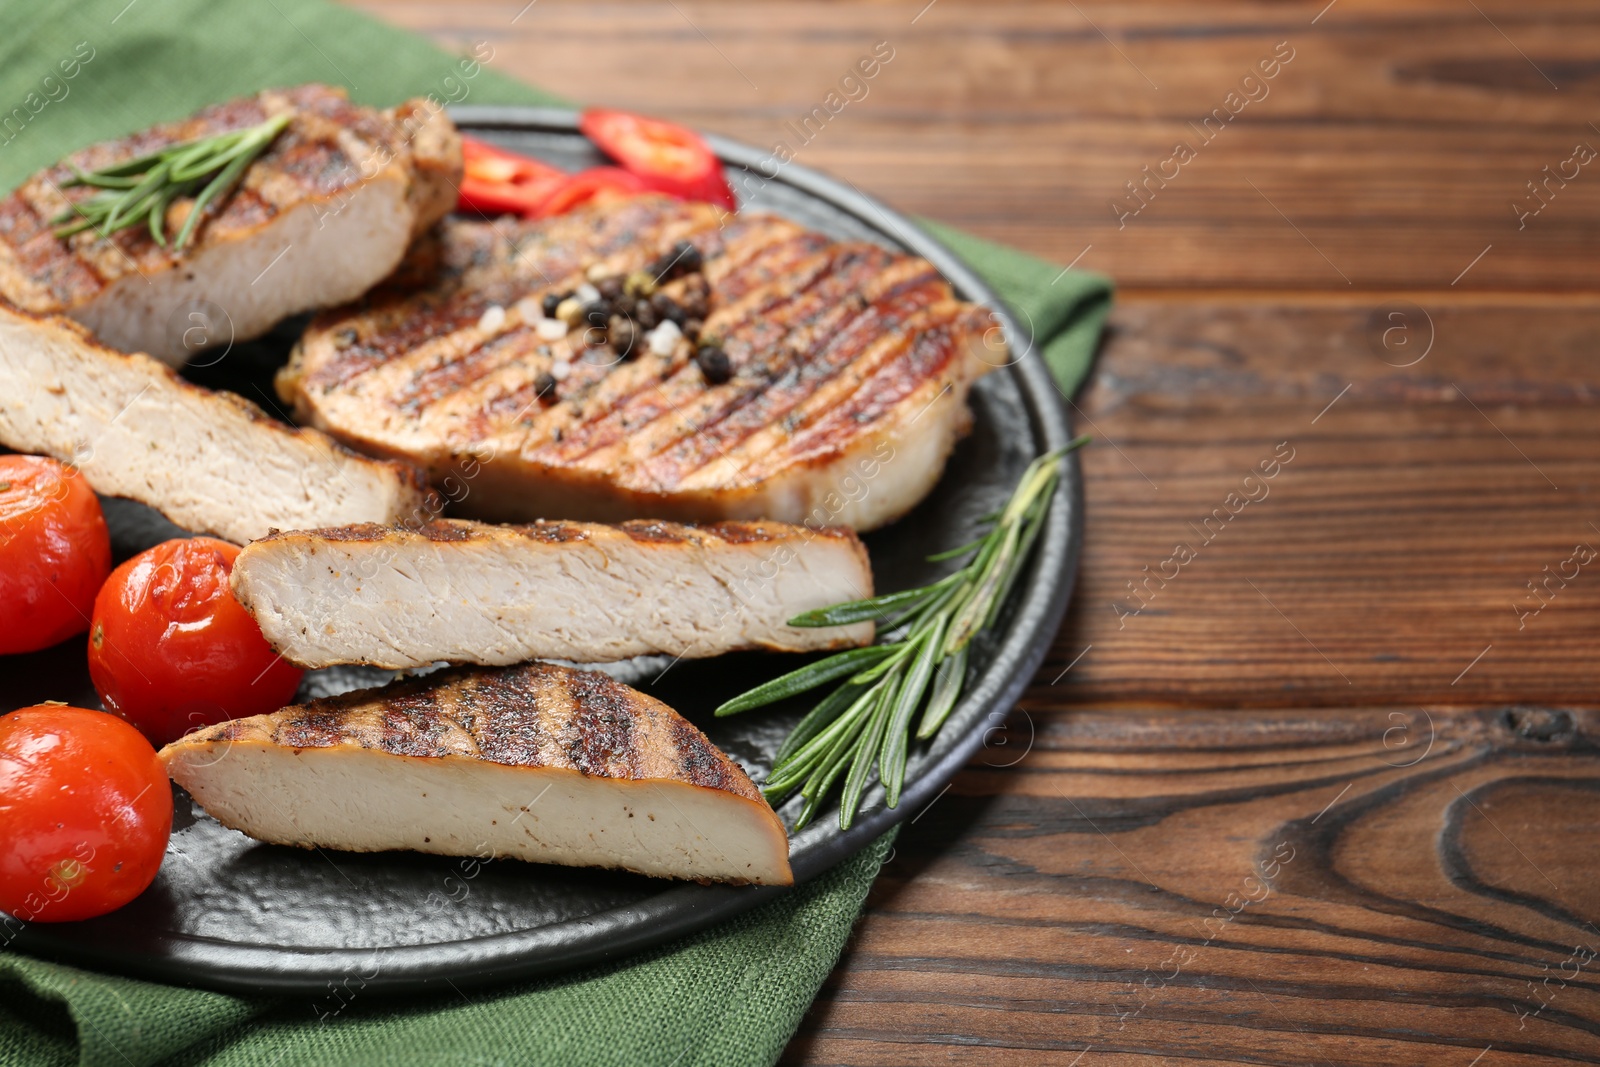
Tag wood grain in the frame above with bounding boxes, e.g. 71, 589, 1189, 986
352, 0, 1600, 293
1051, 298, 1600, 711
785, 705, 1600, 1064
341, 1, 1600, 1063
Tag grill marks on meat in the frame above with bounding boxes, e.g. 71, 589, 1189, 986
190, 664, 754, 790
161, 663, 793, 885
634, 257, 947, 490
539, 244, 896, 475
293, 197, 721, 394
0, 84, 461, 365
281, 197, 997, 531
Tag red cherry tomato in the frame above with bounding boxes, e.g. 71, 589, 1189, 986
457, 135, 567, 217
0, 705, 171, 922
0, 456, 111, 655
534, 166, 651, 218
579, 109, 736, 209
88, 537, 302, 746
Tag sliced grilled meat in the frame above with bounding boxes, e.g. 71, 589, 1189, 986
0, 84, 461, 366
160, 662, 793, 885
231, 517, 873, 669
0, 306, 431, 544
279, 196, 999, 532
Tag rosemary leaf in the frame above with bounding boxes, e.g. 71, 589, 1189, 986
70, 167, 142, 190
790, 684, 885, 829
916, 645, 968, 740
714, 644, 894, 717
786, 577, 955, 628
54, 112, 290, 251
81, 144, 178, 179
881, 616, 945, 806
102, 161, 167, 236
762, 681, 884, 798
924, 532, 989, 563
846, 640, 917, 685
985, 492, 1053, 630
173, 140, 258, 251
839, 679, 897, 828
877, 578, 961, 645
148, 187, 175, 245
730, 435, 1090, 830
773, 680, 868, 766
944, 522, 1021, 654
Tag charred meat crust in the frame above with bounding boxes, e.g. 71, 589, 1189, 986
184, 663, 767, 807
0, 84, 458, 315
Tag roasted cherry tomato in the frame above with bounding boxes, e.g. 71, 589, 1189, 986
457, 135, 568, 217
0, 705, 171, 922
88, 537, 302, 746
534, 166, 651, 218
0, 456, 111, 655
579, 108, 735, 209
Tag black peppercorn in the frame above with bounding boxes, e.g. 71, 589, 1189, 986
673, 240, 703, 274
584, 300, 612, 328
609, 315, 638, 358
678, 278, 709, 319
597, 276, 623, 300
651, 291, 686, 326
694, 343, 731, 385
534, 371, 557, 400
682, 317, 703, 342
650, 240, 703, 281
633, 299, 659, 330
541, 292, 563, 317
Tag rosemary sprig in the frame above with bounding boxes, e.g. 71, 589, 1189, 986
717, 433, 1091, 831
53, 112, 292, 251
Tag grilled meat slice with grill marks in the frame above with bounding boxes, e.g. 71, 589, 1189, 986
231, 517, 873, 669
278, 196, 1000, 532
0, 84, 461, 366
160, 662, 793, 886
0, 305, 432, 544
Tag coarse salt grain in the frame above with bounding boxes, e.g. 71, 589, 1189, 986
550, 360, 572, 381
647, 319, 681, 357
574, 283, 601, 305
477, 305, 506, 333
537, 318, 568, 341
514, 297, 542, 322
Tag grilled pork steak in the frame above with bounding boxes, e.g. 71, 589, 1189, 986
279, 196, 999, 532
0, 84, 460, 366
160, 663, 793, 885
231, 517, 873, 669
0, 306, 431, 544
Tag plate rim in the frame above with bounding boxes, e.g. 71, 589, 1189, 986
11, 105, 1083, 994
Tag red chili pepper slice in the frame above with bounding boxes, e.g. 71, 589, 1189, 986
533, 167, 651, 218
579, 109, 736, 209
457, 135, 567, 217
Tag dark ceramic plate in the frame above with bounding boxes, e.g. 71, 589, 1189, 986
3, 107, 1082, 995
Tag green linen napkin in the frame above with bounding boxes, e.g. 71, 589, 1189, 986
0, 2, 1112, 1064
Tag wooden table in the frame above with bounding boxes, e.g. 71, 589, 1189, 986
356, 2, 1600, 1061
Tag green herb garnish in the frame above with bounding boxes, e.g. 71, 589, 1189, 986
53, 112, 292, 251
718, 434, 1090, 831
